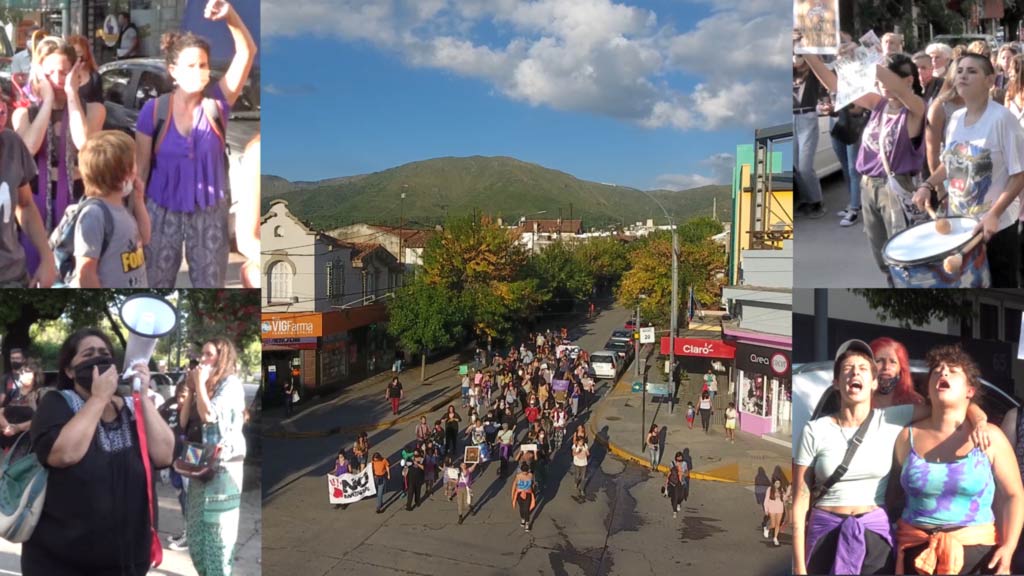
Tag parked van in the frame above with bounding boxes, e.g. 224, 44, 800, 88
590, 350, 620, 380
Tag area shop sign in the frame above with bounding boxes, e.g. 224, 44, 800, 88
736, 343, 791, 377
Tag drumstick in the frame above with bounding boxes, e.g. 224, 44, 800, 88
925, 203, 951, 235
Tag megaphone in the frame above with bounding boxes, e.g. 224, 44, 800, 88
120, 294, 179, 393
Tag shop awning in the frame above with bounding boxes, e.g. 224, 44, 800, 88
660, 337, 736, 359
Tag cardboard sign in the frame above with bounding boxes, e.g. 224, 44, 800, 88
464, 446, 481, 464
327, 467, 376, 505
794, 0, 840, 54
520, 444, 538, 454
834, 32, 883, 110
459, 365, 469, 375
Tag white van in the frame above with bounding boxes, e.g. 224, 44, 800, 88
590, 350, 620, 381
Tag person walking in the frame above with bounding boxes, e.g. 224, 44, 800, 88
405, 450, 425, 511
647, 424, 660, 469
415, 415, 430, 443
698, 391, 713, 433
455, 461, 478, 524
332, 451, 351, 510
763, 477, 788, 547
498, 422, 515, 477
371, 452, 390, 514
665, 451, 688, 518
353, 432, 369, 472
571, 435, 590, 499
443, 405, 461, 456
511, 462, 537, 532
443, 455, 458, 500
685, 401, 696, 430
724, 402, 738, 443
386, 377, 404, 416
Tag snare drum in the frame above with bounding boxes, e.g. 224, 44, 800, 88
882, 217, 990, 288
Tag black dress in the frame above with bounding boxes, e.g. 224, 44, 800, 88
24, 391, 150, 576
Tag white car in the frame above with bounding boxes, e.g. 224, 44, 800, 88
590, 350, 622, 381
792, 360, 1019, 458
814, 115, 842, 179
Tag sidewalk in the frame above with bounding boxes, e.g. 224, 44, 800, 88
587, 370, 792, 486
176, 251, 247, 288
0, 463, 260, 575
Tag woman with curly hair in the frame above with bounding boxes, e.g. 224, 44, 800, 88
869, 337, 924, 408
136, 0, 256, 288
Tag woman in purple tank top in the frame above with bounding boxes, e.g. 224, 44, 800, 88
802, 41, 927, 287
135, 0, 256, 288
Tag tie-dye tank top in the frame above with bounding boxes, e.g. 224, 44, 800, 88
900, 426, 995, 527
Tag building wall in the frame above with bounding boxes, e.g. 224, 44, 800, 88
723, 287, 792, 337
740, 240, 793, 288
730, 145, 791, 284
262, 202, 345, 314
330, 224, 402, 261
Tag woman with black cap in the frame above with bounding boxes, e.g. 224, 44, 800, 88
24, 327, 175, 575
792, 339, 989, 575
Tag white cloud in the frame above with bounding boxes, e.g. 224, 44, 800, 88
655, 152, 735, 190
262, 0, 789, 130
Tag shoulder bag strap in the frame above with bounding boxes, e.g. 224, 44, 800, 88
811, 410, 875, 503
131, 390, 163, 568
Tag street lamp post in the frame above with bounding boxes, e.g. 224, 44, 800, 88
639, 192, 679, 412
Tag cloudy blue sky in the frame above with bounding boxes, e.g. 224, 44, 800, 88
261, 0, 790, 191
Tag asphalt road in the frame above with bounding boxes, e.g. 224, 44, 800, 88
262, 307, 791, 576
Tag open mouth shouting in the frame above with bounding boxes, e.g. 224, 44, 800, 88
935, 377, 953, 392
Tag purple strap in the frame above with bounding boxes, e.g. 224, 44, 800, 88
807, 508, 893, 575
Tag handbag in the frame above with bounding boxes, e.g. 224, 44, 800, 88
291, 391, 300, 403
810, 410, 874, 503
173, 441, 222, 481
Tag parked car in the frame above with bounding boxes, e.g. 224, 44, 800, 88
590, 350, 622, 381
792, 360, 1020, 457
609, 329, 632, 344
604, 339, 633, 361
814, 114, 842, 179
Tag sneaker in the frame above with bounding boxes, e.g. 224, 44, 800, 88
763, 526, 770, 539
836, 208, 852, 218
458, 515, 465, 525
773, 537, 780, 547
673, 511, 677, 518
806, 202, 826, 219
840, 210, 859, 227
525, 524, 530, 532
521, 519, 526, 526
168, 532, 186, 545
169, 537, 188, 551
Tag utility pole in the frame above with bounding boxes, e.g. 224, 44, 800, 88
634, 300, 641, 376
670, 218, 679, 413
400, 185, 407, 270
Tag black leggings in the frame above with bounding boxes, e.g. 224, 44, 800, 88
987, 221, 1018, 288
445, 429, 458, 455
22, 541, 149, 576
668, 482, 684, 511
807, 526, 894, 574
699, 408, 711, 432
517, 495, 532, 523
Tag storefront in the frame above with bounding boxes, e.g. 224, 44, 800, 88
261, 304, 389, 403
733, 342, 791, 436
659, 337, 736, 401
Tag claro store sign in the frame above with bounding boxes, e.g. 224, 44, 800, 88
261, 314, 323, 339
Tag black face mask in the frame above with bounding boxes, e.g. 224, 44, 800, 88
72, 355, 115, 392
9, 361, 22, 371
878, 374, 899, 395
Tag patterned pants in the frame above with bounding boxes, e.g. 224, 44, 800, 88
187, 462, 243, 576
145, 198, 229, 288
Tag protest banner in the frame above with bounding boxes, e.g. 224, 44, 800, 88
327, 467, 376, 505
833, 31, 884, 109
794, 0, 840, 54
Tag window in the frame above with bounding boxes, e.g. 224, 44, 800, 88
1005, 308, 1023, 344
100, 68, 132, 106
980, 302, 999, 340
135, 71, 169, 111
268, 261, 294, 303
326, 261, 343, 300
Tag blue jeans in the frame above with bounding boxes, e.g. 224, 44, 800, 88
830, 117, 862, 211
649, 445, 659, 468
794, 112, 822, 204
375, 475, 387, 511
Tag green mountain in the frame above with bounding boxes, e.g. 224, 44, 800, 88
262, 156, 733, 230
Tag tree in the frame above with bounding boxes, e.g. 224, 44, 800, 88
573, 236, 630, 290
679, 238, 728, 307
850, 289, 974, 328
677, 216, 724, 245
527, 241, 593, 307
387, 278, 468, 381
616, 236, 679, 325
182, 290, 261, 348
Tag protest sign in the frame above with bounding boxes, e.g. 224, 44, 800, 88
327, 467, 376, 505
794, 0, 840, 54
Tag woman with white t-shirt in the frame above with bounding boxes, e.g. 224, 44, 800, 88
792, 340, 988, 575
914, 52, 1024, 288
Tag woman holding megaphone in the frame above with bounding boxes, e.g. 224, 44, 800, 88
24, 328, 175, 575
178, 337, 246, 575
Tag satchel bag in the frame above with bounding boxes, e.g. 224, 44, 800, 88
830, 106, 869, 146
173, 441, 221, 482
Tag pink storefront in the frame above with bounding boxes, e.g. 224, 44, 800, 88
724, 329, 792, 437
